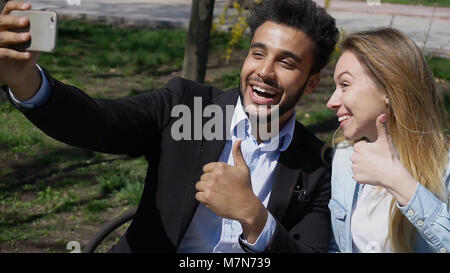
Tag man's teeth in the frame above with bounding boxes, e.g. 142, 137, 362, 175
253, 86, 275, 95
338, 115, 350, 122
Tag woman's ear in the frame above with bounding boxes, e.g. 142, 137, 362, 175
304, 72, 321, 95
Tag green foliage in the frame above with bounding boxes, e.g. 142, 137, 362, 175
116, 181, 144, 206
98, 169, 128, 195
97, 168, 144, 200
381, 0, 450, 7
212, 1, 251, 63
39, 20, 187, 80
220, 69, 241, 89
84, 200, 110, 213
297, 107, 336, 127
427, 56, 450, 81
0, 103, 43, 153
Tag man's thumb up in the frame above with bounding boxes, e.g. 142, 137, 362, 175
232, 138, 247, 169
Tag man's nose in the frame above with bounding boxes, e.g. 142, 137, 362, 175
256, 59, 276, 83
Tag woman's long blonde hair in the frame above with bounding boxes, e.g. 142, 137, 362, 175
335, 28, 448, 252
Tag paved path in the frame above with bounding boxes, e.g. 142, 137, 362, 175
25, 0, 450, 55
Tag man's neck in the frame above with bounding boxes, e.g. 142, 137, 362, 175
252, 110, 294, 144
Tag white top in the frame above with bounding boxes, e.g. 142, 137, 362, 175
351, 184, 393, 253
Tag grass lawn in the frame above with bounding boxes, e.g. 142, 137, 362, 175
347, 0, 450, 7
0, 19, 449, 253
381, 0, 450, 6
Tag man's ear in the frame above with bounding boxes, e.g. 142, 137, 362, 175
304, 72, 321, 95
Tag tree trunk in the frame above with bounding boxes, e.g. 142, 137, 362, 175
181, 0, 215, 83
0, 0, 9, 10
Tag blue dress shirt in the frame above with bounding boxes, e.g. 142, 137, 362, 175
9, 65, 50, 109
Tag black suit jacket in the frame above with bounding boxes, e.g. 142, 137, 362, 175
16, 72, 331, 253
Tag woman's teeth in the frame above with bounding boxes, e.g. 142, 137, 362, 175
338, 115, 350, 122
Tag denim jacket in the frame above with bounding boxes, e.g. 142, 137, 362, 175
328, 142, 450, 253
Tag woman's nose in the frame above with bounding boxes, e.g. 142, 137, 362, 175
326, 89, 341, 110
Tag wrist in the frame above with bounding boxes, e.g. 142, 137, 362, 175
384, 164, 418, 206
9, 65, 42, 101
239, 199, 267, 244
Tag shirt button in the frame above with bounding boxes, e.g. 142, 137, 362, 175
417, 220, 424, 227
407, 210, 414, 217
440, 248, 447, 253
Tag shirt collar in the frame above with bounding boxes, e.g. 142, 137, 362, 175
230, 97, 295, 152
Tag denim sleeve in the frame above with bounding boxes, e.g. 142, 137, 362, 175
397, 175, 450, 253
9, 64, 52, 109
238, 211, 276, 253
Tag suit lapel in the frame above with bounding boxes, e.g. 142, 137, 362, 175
177, 88, 240, 244
268, 123, 303, 221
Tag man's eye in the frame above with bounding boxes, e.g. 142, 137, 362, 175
280, 61, 295, 69
252, 52, 264, 59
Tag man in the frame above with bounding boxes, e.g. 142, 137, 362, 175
0, 0, 338, 252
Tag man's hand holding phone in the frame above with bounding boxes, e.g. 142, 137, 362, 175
0, 1, 42, 101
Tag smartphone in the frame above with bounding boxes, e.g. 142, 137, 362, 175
10, 10, 58, 52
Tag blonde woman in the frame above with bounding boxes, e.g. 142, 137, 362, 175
327, 28, 449, 253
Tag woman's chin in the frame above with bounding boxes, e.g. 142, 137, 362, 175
343, 130, 359, 141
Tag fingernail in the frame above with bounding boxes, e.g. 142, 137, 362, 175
19, 17, 27, 24
22, 3, 30, 8
21, 33, 29, 40
381, 114, 387, 123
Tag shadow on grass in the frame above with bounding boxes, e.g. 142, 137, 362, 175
0, 146, 129, 192
0, 192, 104, 229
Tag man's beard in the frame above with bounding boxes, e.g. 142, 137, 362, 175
239, 75, 310, 123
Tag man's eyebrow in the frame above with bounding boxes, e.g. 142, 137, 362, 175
250, 42, 302, 64
250, 42, 267, 50
280, 50, 302, 64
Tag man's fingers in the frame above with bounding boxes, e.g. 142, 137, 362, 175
202, 162, 215, 173
0, 47, 31, 60
2, 1, 31, 16
200, 172, 211, 182
195, 180, 207, 192
202, 161, 227, 173
0, 31, 30, 47
0, 14, 29, 31
232, 138, 247, 168
195, 192, 206, 203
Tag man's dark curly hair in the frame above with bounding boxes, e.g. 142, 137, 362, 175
247, 0, 339, 74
